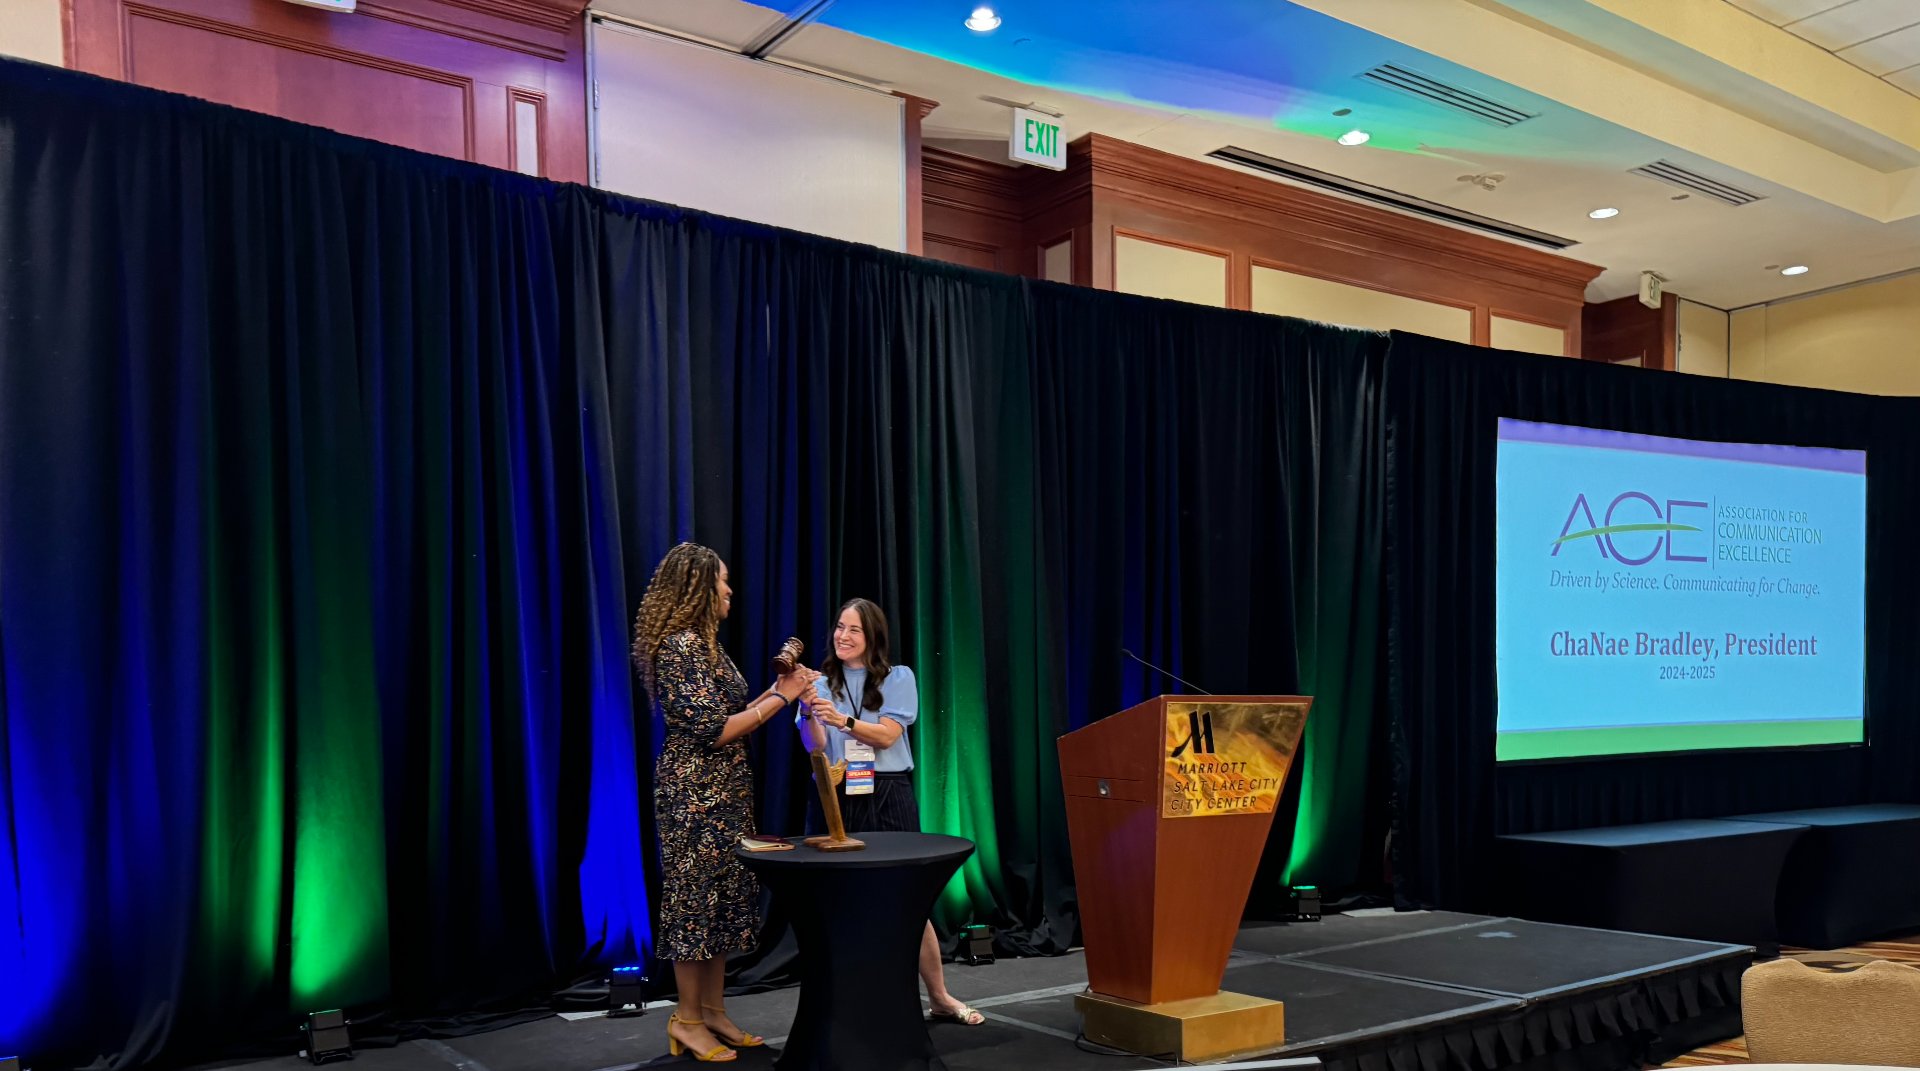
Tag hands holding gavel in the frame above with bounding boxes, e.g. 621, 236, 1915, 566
722, 638, 821, 746
798, 691, 850, 730
775, 666, 822, 704
769, 636, 821, 705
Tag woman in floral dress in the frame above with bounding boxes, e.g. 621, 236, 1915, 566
633, 542, 817, 1062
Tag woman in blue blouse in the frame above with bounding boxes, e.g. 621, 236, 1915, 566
797, 598, 985, 1027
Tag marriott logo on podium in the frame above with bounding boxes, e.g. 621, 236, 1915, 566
1171, 710, 1216, 758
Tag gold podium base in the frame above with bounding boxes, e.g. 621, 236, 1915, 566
1075, 989, 1286, 1062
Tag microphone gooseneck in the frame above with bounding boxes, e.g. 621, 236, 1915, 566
1120, 648, 1213, 696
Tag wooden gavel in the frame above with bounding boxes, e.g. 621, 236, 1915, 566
773, 637, 864, 852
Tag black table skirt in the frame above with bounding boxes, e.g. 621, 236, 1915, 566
738, 832, 974, 1071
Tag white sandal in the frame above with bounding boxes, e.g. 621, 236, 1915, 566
928, 1002, 985, 1026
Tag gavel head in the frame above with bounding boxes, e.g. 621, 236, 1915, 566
771, 636, 804, 674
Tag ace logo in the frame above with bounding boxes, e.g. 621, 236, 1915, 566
1553, 492, 1708, 566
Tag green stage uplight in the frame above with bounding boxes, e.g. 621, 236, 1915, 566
1290, 885, 1322, 922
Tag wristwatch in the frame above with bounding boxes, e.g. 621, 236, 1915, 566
842, 717, 859, 734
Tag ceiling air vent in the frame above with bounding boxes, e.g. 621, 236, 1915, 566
1207, 147, 1577, 249
1629, 160, 1764, 206
1357, 64, 1535, 127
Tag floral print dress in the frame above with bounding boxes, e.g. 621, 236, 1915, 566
650, 629, 759, 961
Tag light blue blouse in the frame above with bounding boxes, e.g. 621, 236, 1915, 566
800, 665, 918, 772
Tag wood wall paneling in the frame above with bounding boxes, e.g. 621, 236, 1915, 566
920, 134, 1601, 353
896, 93, 939, 256
120, 6, 477, 159
71, 0, 589, 181
923, 147, 1031, 276
1582, 293, 1676, 369
1080, 135, 1598, 346
1024, 148, 1095, 286
923, 236, 1003, 273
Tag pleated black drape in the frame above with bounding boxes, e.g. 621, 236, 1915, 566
1021, 287, 1391, 901
1384, 333, 1920, 909
0, 60, 1393, 1067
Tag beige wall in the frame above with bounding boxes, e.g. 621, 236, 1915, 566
591, 21, 907, 251
1, 0, 64, 66
1250, 266, 1472, 342
1115, 236, 1228, 308
1728, 272, 1920, 395
1730, 304, 1766, 379
1677, 300, 1730, 378
1490, 315, 1566, 356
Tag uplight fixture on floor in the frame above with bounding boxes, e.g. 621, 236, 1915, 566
1289, 885, 1322, 922
609, 964, 648, 1018
302, 1010, 354, 1065
962, 924, 996, 965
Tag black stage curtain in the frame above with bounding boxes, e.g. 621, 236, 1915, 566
1021, 287, 1392, 900
1384, 333, 1920, 909
0, 59, 1393, 1067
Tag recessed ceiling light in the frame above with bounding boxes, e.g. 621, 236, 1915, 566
1337, 129, 1371, 146
1781, 265, 1809, 276
964, 5, 1001, 31
1588, 207, 1619, 219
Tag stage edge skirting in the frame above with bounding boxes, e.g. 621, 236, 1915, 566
1318, 956, 1746, 1071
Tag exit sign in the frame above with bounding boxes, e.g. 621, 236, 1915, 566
1010, 108, 1065, 170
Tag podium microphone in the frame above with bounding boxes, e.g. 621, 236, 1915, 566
1120, 648, 1213, 696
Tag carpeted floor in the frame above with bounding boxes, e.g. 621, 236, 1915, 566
1659, 933, 1920, 1066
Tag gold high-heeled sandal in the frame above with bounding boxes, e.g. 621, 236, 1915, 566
702, 1004, 766, 1047
667, 1012, 738, 1062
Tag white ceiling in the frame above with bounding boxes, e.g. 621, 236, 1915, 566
1728, 0, 1920, 96
588, 0, 1920, 310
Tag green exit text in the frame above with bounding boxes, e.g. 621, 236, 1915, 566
1024, 118, 1060, 158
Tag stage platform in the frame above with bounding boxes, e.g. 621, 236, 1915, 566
187, 911, 1750, 1071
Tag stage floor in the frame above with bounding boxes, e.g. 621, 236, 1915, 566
190, 911, 1750, 1071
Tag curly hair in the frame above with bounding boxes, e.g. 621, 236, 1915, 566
631, 542, 725, 697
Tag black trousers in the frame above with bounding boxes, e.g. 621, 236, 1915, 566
825, 771, 920, 835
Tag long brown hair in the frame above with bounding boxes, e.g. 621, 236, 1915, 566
631, 542, 725, 697
821, 597, 893, 713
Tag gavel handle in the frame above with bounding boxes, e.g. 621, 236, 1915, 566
806, 749, 865, 851
810, 749, 851, 842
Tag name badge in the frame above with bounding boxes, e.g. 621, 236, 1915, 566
845, 737, 876, 796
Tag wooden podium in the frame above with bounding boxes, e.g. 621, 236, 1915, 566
1058, 694, 1311, 1062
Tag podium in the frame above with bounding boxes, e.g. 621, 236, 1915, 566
1058, 694, 1311, 1062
